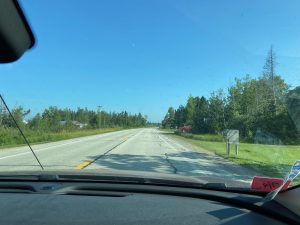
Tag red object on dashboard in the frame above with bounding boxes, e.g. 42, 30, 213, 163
250, 176, 291, 192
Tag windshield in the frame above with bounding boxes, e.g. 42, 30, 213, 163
0, 0, 300, 189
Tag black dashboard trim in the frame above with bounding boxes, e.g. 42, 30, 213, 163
0, 180, 299, 224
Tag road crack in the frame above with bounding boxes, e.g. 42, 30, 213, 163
77, 132, 140, 170
164, 153, 178, 174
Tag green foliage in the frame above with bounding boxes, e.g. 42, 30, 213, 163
25, 107, 147, 131
0, 127, 123, 148
175, 132, 224, 142
0, 127, 26, 146
286, 87, 300, 135
174, 105, 186, 127
161, 107, 175, 128
0, 102, 148, 148
193, 96, 209, 133
207, 90, 227, 134
162, 47, 300, 144
185, 95, 196, 125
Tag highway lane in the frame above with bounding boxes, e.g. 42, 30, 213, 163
0, 129, 139, 171
87, 128, 258, 182
0, 128, 257, 182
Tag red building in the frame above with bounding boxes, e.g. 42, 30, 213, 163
178, 125, 192, 133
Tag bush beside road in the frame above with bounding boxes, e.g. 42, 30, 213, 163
174, 131, 224, 142
0, 127, 124, 149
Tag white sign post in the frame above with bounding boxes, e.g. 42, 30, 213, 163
223, 129, 239, 155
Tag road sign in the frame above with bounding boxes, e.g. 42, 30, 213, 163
223, 129, 239, 144
223, 129, 239, 155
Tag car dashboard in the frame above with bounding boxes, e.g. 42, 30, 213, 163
0, 180, 299, 225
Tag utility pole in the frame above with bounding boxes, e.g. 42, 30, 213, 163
103, 109, 105, 127
97, 105, 102, 128
0, 97, 5, 126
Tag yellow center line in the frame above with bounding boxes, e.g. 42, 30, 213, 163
75, 160, 93, 170
74, 135, 132, 170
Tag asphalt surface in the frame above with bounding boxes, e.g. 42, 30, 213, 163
0, 128, 257, 182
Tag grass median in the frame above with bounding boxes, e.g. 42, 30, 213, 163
167, 132, 300, 183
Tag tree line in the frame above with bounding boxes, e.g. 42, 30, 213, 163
162, 47, 300, 144
0, 105, 148, 132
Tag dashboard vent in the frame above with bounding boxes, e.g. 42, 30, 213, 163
0, 184, 36, 193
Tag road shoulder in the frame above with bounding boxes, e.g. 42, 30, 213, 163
161, 132, 262, 178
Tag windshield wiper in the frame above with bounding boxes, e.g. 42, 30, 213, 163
46, 174, 208, 188
0, 94, 44, 170
0, 173, 204, 187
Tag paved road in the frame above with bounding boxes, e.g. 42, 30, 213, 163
0, 128, 257, 182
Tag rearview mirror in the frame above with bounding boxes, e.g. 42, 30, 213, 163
0, 0, 35, 63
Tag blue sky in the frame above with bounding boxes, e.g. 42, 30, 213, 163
1, 0, 300, 122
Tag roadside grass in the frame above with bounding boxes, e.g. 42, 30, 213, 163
0, 127, 124, 149
168, 133, 300, 184
159, 128, 176, 133
175, 132, 224, 142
